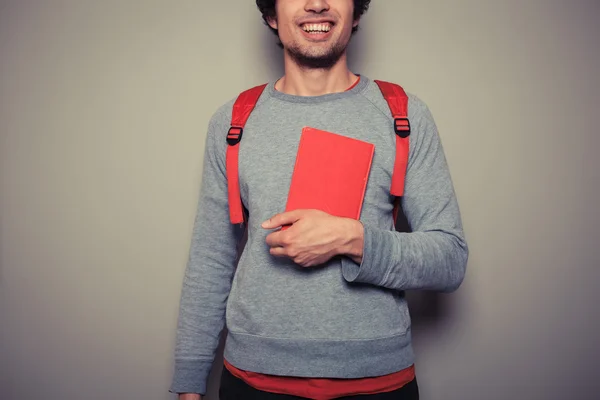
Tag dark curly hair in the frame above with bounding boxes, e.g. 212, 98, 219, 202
256, 0, 371, 46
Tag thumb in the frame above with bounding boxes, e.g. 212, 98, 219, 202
261, 210, 302, 229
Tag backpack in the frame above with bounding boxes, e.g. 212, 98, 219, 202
224, 80, 411, 231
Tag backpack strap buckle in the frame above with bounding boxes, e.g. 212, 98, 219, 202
394, 117, 410, 138
227, 126, 243, 145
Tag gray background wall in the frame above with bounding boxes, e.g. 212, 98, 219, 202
1, 1, 598, 399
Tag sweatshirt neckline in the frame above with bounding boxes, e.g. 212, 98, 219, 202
266, 75, 369, 104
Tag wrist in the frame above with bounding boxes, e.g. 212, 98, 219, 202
338, 218, 364, 259
178, 394, 201, 400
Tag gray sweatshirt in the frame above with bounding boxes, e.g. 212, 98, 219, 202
170, 76, 468, 395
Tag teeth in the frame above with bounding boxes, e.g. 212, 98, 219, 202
303, 23, 331, 33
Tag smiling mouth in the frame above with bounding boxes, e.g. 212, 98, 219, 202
301, 23, 332, 34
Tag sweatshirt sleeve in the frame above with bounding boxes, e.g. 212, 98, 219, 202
342, 97, 468, 292
170, 107, 244, 395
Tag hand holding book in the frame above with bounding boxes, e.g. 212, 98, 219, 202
261, 209, 364, 267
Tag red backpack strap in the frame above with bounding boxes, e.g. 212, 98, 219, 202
226, 83, 268, 224
373, 80, 411, 223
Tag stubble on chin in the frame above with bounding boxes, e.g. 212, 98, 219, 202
285, 40, 347, 70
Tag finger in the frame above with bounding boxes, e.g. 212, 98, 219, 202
262, 210, 302, 229
269, 246, 287, 257
265, 231, 286, 247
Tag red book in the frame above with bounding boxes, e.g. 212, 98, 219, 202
284, 126, 375, 221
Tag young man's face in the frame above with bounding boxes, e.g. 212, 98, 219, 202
268, 0, 359, 69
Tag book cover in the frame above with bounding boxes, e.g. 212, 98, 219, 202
284, 126, 375, 221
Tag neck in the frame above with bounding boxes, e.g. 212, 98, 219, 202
275, 52, 358, 96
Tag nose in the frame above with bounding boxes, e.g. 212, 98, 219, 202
304, 0, 330, 14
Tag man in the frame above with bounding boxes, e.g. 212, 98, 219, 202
170, 1, 468, 399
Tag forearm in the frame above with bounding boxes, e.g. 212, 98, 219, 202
341, 223, 467, 292
171, 220, 242, 394
171, 247, 237, 394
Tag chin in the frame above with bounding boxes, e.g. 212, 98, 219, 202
288, 49, 345, 69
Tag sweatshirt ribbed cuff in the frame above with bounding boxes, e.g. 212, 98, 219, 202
341, 223, 392, 286
169, 359, 212, 395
